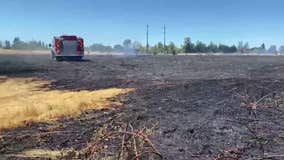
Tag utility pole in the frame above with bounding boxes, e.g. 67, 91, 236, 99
146, 24, 149, 53
163, 25, 167, 53
163, 25, 166, 48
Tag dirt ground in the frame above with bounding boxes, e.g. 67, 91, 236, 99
1, 54, 284, 160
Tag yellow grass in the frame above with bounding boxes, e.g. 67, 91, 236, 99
1, 149, 63, 159
0, 49, 49, 55
22, 149, 61, 159
0, 77, 133, 130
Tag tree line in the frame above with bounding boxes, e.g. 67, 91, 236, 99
144, 38, 284, 55
87, 37, 284, 55
0, 37, 49, 50
1, 36, 284, 55
88, 39, 143, 53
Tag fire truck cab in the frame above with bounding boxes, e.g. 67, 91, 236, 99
51, 35, 84, 61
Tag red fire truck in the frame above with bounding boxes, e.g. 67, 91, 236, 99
51, 35, 84, 61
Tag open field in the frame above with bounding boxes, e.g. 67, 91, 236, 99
0, 53, 284, 159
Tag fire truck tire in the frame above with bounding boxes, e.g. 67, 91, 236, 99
51, 51, 55, 60
56, 57, 63, 61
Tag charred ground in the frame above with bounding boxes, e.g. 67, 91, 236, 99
0, 54, 284, 160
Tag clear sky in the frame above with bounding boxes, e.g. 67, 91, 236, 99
1, 0, 284, 47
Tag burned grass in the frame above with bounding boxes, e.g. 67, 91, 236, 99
1, 55, 284, 159
152, 79, 284, 160
0, 61, 43, 75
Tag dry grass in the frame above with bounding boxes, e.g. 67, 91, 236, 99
21, 149, 61, 159
0, 77, 133, 130
0, 49, 49, 55
1, 149, 64, 159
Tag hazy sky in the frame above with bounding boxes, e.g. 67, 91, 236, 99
1, 0, 284, 47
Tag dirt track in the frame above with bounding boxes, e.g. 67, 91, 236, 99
1, 54, 284, 160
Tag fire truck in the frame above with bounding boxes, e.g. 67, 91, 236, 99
51, 35, 84, 61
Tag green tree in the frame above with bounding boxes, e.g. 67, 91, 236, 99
168, 42, 177, 55
0, 41, 2, 48
150, 46, 159, 55
182, 37, 194, 53
113, 44, 124, 52
230, 45, 238, 53
4, 40, 11, 49
279, 45, 284, 54
12, 37, 23, 49
194, 41, 207, 53
219, 44, 231, 53
123, 39, 132, 49
137, 45, 148, 53
132, 41, 142, 51
268, 45, 278, 54
253, 43, 266, 53
149, 42, 164, 55
207, 42, 219, 53
261, 43, 266, 50
89, 43, 113, 52
218, 44, 237, 53
157, 42, 164, 54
